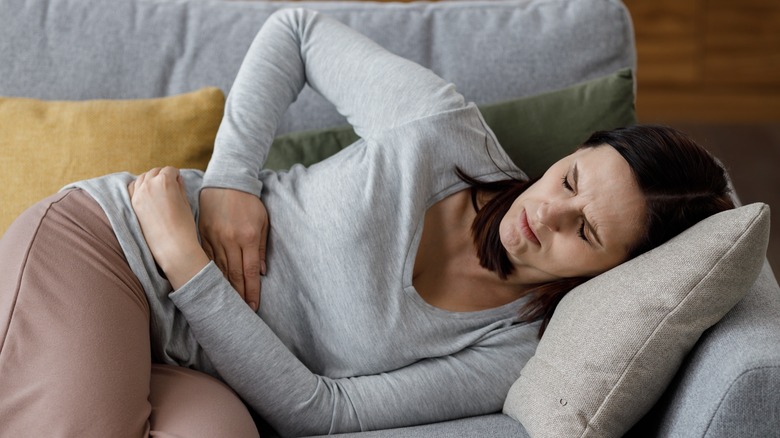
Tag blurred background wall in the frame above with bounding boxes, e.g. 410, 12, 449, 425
623, 0, 779, 271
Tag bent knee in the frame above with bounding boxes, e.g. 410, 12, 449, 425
149, 364, 260, 438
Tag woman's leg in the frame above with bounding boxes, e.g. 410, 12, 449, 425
148, 364, 260, 438
0, 189, 262, 437
0, 189, 152, 436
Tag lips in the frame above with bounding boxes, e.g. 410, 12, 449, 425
520, 209, 541, 246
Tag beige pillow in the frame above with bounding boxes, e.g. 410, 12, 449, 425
503, 202, 770, 437
0, 87, 225, 236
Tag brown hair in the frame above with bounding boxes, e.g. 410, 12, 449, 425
458, 125, 735, 337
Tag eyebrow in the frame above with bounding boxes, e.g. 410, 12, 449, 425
572, 162, 604, 247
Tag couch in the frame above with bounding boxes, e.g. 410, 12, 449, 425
1, 0, 778, 436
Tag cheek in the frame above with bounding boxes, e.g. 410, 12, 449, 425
561, 244, 626, 278
498, 213, 519, 248
554, 240, 583, 266
545, 237, 599, 277
499, 197, 524, 242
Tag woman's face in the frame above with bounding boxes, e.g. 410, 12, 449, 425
499, 145, 646, 284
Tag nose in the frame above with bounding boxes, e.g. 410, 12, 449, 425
536, 199, 579, 233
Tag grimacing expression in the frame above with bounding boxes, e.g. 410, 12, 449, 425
499, 145, 647, 284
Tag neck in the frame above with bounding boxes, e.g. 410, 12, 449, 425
414, 188, 535, 312
465, 189, 536, 293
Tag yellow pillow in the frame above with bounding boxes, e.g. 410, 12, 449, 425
0, 87, 225, 236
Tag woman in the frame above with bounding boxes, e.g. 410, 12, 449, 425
0, 8, 733, 438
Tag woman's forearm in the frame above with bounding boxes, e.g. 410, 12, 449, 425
128, 167, 211, 290
169, 264, 350, 436
169, 265, 533, 436
159, 244, 210, 291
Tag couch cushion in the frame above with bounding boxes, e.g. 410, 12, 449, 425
0, 88, 224, 235
0, 0, 635, 135
503, 202, 770, 437
267, 68, 635, 178
306, 413, 529, 438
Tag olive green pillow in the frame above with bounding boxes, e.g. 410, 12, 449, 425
267, 68, 635, 178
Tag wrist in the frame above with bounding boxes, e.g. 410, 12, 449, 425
158, 242, 211, 290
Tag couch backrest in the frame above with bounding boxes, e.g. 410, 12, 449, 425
1, 0, 635, 135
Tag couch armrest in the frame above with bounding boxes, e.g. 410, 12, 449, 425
628, 260, 780, 437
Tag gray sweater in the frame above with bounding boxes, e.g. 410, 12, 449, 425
68, 9, 539, 437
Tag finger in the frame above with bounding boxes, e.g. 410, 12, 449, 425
242, 248, 262, 311
201, 238, 216, 262
134, 168, 160, 190
225, 246, 246, 300
130, 174, 147, 204
138, 168, 161, 187
258, 216, 269, 277
160, 166, 179, 176
160, 167, 191, 208
134, 171, 147, 189
158, 166, 181, 185
212, 244, 229, 278
176, 171, 188, 200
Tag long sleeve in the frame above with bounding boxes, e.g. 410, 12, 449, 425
202, 8, 466, 197
169, 263, 537, 437
186, 7, 534, 436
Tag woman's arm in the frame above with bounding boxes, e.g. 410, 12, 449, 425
129, 167, 210, 290
169, 267, 536, 437
200, 7, 465, 311
203, 7, 466, 196
129, 168, 532, 435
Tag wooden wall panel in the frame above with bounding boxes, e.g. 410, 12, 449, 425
704, 0, 780, 87
623, 0, 702, 86
623, 0, 780, 122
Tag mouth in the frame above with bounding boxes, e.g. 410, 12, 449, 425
520, 209, 541, 246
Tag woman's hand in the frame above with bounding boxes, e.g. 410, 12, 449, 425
198, 187, 269, 311
128, 167, 209, 291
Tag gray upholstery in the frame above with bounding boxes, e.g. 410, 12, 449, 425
1, 0, 635, 135
309, 414, 529, 438
2, 0, 778, 436
628, 261, 780, 437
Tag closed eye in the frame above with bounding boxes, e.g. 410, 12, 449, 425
561, 175, 573, 191
562, 173, 589, 243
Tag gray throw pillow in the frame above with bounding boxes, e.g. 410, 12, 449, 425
503, 202, 770, 437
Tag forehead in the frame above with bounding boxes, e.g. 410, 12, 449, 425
572, 146, 646, 252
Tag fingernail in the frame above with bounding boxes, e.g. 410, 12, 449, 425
260, 261, 267, 276
250, 301, 257, 311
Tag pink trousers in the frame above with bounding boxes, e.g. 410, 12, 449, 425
0, 189, 260, 437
